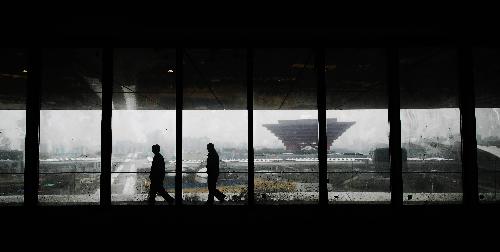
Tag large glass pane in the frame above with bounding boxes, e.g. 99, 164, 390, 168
0, 48, 26, 109
254, 48, 318, 204
475, 48, 500, 202
111, 111, 176, 203
112, 48, 176, 204
0, 111, 25, 204
182, 48, 247, 204
326, 110, 390, 203
113, 48, 176, 110
39, 48, 102, 205
183, 48, 246, 109
254, 111, 319, 203
182, 111, 248, 204
254, 48, 316, 110
326, 48, 390, 204
400, 48, 462, 204
476, 108, 500, 201
253, 48, 319, 204
0, 48, 26, 205
39, 110, 101, 204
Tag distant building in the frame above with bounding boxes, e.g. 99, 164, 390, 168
263, 118, 355, 151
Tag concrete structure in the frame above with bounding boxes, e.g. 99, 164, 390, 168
263, 118, 354, 151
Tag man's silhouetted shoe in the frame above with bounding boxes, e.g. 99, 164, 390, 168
219, 195, 226, 203
166, 197, 174, 205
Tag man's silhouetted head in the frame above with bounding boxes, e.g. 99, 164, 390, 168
152, 144, 160, 154
207, 143, 215, 152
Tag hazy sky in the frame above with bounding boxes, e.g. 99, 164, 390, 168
184, 110, 247, 146
40, 110, 101, 152
113, 110, 175, 145
2, 108, 499, 154
327, 110, 388, 152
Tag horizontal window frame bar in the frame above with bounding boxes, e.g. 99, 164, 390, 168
29, 171, 466, 175
39, 172, 101, 174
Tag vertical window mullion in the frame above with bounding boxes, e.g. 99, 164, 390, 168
175, 48, 184, 205
247, 48, 255, 206
458, 47, 478, 206
100, 48, 113, 206
25, 48, 41, 207
388, 47, 403, 207
316, 47, 327, 206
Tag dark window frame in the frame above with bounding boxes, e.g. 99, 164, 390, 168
19, 46, 479, 208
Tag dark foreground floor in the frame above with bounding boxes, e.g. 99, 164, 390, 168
1, 204, 499, 249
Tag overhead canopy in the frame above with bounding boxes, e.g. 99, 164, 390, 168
1, 46, 499, 110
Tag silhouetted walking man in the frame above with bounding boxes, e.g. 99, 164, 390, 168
206, 143, 226, 204
148, 144, 174, 205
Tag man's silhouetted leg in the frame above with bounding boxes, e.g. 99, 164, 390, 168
207, 175, 225, 203
214, 189, 226, 202
206, 176, 216, 204
157, 185, 174, 204
206, 193, 214, 205
148, 184, 157, 205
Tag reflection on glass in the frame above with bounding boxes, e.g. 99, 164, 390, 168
401, 109, 462, 204
326, 110, 390, 203
254, 48, 317, 109
253, 110, 318, 204
182, 110, 248, 204
476, 108, 500, 201
0, 48, 27, 204
474, 48, 500, 202
111, 111, 176, 203
111, 174, 175, 203
183, 48, 246, 109
38, 174, 100, 203
0, 111, 25, 204
113, 48, 176, 110
38, 110, 101, 204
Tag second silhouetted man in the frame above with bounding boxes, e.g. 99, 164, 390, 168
206, 143, 226, 204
